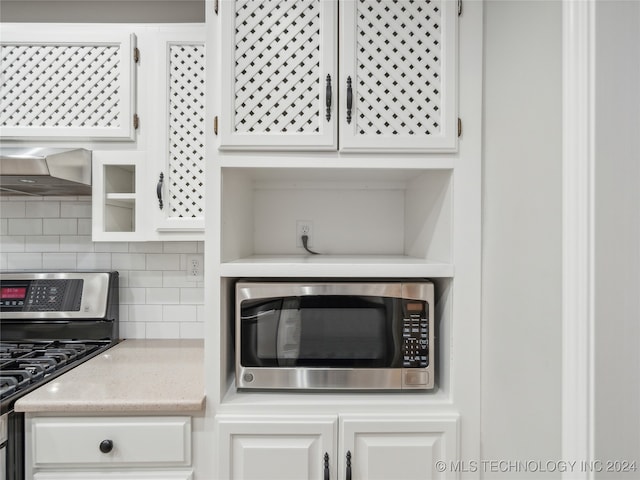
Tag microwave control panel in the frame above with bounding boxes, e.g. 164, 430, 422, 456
402, 300, 429, 367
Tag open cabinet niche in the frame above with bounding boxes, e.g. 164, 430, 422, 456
103, 164, 136, 233
220, 167, 452, 277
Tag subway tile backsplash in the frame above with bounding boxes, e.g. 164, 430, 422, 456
0, 197, 204, 340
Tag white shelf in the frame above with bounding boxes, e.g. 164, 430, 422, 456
220, 255, 454, 278
218, 380, 453, 414
219, 154, 455, 170
106, 193, 136, 203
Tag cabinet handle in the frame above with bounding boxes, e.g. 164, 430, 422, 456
156, 172, 164, 210
99, 439, 113, 454
326, 74, 332, 122
346, 451, 352, 480
346, 76, 353, 124
324, 452, 330, 480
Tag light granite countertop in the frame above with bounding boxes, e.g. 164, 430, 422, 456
14, 339, 205, 413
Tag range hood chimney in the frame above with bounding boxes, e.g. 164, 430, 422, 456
0, 148, 92, 196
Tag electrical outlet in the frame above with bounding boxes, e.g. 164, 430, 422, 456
186, 254, 204, 282
296, 220, 313, 247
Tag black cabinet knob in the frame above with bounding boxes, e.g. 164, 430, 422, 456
99, 439, 113, 454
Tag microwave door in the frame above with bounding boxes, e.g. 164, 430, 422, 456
241, 295, 401, 369
296, 296, 394, 368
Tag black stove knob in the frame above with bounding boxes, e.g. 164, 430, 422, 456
99, 439, 113, 454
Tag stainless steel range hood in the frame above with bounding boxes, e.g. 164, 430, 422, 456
0, 148, 92, 196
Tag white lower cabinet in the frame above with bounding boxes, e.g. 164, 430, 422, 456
215, 414, 458, 480
27, 416, 193, 480
33, 473, 192, 480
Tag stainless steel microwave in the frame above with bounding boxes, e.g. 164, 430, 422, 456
235, 281, 435, 391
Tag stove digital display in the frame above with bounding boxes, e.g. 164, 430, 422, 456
1, 287, 27, 300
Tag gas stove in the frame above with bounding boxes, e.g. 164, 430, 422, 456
0, 271, 119, 480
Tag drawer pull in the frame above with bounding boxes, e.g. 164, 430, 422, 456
99, 439, 114, 454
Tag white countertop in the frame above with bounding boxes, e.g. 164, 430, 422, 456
14, 339, 205, 413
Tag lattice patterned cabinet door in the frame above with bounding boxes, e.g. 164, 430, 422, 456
219, 0, 338, 150
0, 28, 137, 140
340, 0, 458, 152
157, 41, 206, 232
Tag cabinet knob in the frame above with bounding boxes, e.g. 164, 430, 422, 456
99, 439, 114, 454
346, 450, 352, 480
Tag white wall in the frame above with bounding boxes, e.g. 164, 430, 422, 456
482, 0, 563, 473
0, 0, 204, 23
0, 196, 205, 339
594, 1, 640, 474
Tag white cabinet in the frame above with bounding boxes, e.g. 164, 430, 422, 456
338, 0, 458, 152
340, 415, 458, 480
33, 473, 192, 480
216, 415, 336, 480
89, 25, 206, 241
215, 414, 458, 480
0, 27, 137, 141
219, 0, 337, 150
0, 23, 206, 241
150, 29, 207, 234
205, 1, 482, 475
26, 416, 193, 480
217, 0, 457, 152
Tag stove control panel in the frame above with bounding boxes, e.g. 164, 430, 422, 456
0, 272, 113, 319
1, 279, 83, 311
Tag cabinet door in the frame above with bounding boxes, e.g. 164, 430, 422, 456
216, 415, 336, 480
219, 0, 338, 150
339, 0, 458, 152
339, 415, 459, 480
0, 26, 137, 140
33, 472, 193, 480
152, 28, 206, 234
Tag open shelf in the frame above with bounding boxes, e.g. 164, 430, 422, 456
102, 164, 136, 233
221, 167, 452, 277
220, 254, 454, 278
219, 153, 455, 170
104, 164, 135, 194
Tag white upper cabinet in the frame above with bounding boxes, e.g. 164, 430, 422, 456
0, 27, 137, 141
151, 29, 206, 233
89, 25, 206, 242
218, 0, 457, 152
339, 0, 458, 152
219, 0, 337, 150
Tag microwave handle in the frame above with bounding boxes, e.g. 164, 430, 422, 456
346, 451, 352, 480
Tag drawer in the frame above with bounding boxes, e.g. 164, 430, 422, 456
32, 416, 191, 468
